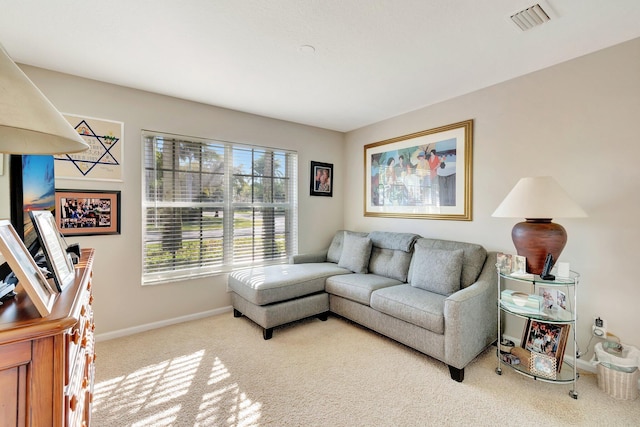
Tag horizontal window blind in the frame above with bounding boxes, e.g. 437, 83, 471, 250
142, 131, 297, 284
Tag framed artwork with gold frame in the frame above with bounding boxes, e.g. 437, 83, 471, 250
364, 119, 473, 220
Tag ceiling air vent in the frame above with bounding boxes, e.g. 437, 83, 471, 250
510, 4, 550, 31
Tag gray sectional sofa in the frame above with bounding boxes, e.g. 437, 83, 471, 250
228, 230, 498, 382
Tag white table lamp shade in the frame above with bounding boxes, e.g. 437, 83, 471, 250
0, 43, 88, 154
492, 176, 587, 219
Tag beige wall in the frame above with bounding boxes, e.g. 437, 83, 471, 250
345, 37, 640, 356
0, 67, 345, 336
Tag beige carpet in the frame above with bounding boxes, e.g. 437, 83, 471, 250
92, 313, 640, 426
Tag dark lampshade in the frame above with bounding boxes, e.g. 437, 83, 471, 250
492, 176, 587, 275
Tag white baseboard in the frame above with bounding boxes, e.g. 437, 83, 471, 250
94, 306, 233, 342
567, 355, 597, 373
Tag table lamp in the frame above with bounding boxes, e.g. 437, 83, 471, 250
1, 43, 89, 154
0, 42, 88, 307
492, 176, 587, 275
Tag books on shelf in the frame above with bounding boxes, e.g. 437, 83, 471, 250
501, 353, 520, 365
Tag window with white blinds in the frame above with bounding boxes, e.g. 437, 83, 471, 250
142, 131, 298, 285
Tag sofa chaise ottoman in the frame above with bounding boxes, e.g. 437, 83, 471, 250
228, 262, 352, 339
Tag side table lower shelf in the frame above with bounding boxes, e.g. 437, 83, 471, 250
495, 348, 579, 399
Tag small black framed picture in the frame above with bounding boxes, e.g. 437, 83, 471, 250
310, 161, 333, 197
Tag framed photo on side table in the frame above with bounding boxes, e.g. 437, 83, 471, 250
529, 352, 557, 379
496, 252, 513, 275
0, 220, 57, 316
522, 319, 570, 372
538, 286, 568, 311
29, 211, 76, 292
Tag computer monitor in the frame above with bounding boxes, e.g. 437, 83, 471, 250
9, 154, 56, 258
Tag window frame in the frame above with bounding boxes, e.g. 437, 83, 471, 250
141, 131, 298, 285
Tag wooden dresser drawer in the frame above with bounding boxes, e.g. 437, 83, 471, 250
65, 279, 94, 386
0, 341, 32, 425
0, 341, 31, 369
0, 248, 95, 427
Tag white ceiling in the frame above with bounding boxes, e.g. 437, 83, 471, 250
2, 0, 640, 132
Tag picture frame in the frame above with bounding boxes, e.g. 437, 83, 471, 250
364, 119, 473, 220
513, 255, 527, 274
29, 211, 76, 292
310, 161, 333, 197
508, 255, 536, 279
538, 287, 568, 311
0, 220, 57, 316
55, 189, 121, 236
496, 252, 513, 275
522, 319, 570, 372
55, 114, 124, 182
529, 351, 557, 379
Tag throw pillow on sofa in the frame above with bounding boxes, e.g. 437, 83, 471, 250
327, 230, 368, 263
338, 233, 373, 273
411, 246, 463, 295
409, 238, 487, 288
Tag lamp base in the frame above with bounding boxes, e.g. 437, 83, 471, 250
511, 219, 567, 275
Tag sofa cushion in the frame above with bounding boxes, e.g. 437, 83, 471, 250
326, 274, 403, 305
368, 247, 413, 282
368, 231, 419, 252
338, 233, 373, 273
370, 284, 447, 334
409, 238, 487, 288
327, 230, 369, 263
228, 263, 351, 305
411, 247, 463, 296
367, 231, 419, 282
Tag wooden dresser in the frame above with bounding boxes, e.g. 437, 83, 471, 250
0, 249, 95, 427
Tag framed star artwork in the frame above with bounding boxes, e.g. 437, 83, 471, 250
55, 114, 124, 181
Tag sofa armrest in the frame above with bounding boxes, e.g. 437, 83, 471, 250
289, 249, 329, 264
443, 251, 498, 369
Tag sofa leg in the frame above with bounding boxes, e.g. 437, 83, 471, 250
263, 328, 273, 340
317, 312, 329, 321
448, 365, 464, 382
233, 308, 242, 318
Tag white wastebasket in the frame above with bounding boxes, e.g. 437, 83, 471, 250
593, 342, 640, 400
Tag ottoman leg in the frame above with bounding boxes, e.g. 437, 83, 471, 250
263, 328, 273, 340
233, 308, 243, 318
448, 365, 465, 382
